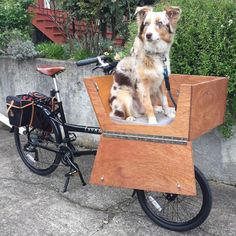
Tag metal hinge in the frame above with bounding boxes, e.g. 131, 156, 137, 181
103, 131, 187, 145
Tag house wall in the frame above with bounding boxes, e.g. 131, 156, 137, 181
0, 56, 235, 185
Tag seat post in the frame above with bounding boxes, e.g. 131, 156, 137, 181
52, 74, 68, 130
52, 75, 61, 102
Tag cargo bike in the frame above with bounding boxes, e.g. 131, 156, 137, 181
6, 56, 228, 232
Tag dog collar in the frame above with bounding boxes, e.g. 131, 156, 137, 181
145, 50, 167, 60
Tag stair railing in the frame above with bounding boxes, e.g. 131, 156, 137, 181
30, 3, 68, 39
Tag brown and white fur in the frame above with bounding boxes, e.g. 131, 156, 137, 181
109, 6, 181, 124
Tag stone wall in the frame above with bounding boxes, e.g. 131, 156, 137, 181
0, 56, 235, 184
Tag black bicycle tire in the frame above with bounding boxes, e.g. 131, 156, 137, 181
14, 109, 61, 176
136, 166, 212, 232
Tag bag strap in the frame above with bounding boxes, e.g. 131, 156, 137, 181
7, 100, 14, 114
51, 96, 57, 111
29, 103, 35, 127
6, 101, 34, 110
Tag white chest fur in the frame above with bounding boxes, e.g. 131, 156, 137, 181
138, 56, 170, 86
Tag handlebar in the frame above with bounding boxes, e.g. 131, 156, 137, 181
76, 55, 108, 67
76, 55, 118, 75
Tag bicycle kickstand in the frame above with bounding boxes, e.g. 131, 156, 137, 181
63, 157, 86, 193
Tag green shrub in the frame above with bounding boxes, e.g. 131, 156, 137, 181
36, 41, 95, 61
7, 39, 38, 60
124, 0, 236, 137
36, 42, 67, 60
0, 0, 33, 53
62, 40, 94, 60
71, 48, 94, 60
0, 29, 30, 54
36, 39, 120, 61
0, 0, 33, 32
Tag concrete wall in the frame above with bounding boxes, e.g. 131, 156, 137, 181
0, 56, 235, 185
0, 56, 102, 147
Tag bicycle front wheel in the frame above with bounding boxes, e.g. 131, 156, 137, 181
136, 166, 212, 232
14, 109, 61, 176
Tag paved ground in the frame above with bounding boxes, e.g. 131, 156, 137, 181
0, 125, 235, 236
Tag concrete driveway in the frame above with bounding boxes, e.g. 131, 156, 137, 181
0, 125, 235, 236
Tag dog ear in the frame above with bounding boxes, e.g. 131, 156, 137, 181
135, 6, 153, 27
135, 6, 153, 39
165, 6, 181, 32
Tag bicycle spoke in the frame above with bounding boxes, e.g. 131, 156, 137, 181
137, 167, 212, 231
16, 124, 61, 175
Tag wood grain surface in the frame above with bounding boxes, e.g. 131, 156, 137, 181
84, 74, 228, 140
90, 136, 196, 196
189, 78, 228, 140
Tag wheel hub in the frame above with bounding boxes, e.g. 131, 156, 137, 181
165, 193, 178, 201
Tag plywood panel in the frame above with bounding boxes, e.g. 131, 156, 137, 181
103, 84, 192, 139
168, 74, 226, 106
190, 78, 228, 140
90, 136, 196, 196
85, 75, 192, 139
84, 77, 112, 130
96, 76, 114, 113
84, 74, 227, 141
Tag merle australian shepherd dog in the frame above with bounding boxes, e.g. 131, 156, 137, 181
109, 6, 181, 124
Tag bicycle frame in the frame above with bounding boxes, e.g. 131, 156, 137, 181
37, 74, 102, 157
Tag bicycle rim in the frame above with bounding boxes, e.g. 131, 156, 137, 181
137, 166, 212, 232
14, 122, 61, 176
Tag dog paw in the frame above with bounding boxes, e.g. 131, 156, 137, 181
148, 117, 158, 125
164, 110, 176, 118
126, 116, 136, 122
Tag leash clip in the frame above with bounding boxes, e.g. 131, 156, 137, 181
160, 54, 167, 63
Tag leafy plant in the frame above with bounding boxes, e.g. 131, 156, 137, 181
71, 48, 94, 60
36, 41, 95, 61
0, 0, 33, 54
0, 29, 30, 54
7, 39, 38, 60
124, 0, 236, 137
36, 42, 67, 60
0, 0, 33, 32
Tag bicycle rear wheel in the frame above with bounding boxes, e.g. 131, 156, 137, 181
136, 166, 212, 232
14, 109, 61, 176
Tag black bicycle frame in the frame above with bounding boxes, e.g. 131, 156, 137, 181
30, 72, 104, 157
46, 100, 101, 156
56, 101, 101, 134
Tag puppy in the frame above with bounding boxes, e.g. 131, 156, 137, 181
109, 6, 181, 124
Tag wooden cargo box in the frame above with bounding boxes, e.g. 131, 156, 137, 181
84, 74, 228, 196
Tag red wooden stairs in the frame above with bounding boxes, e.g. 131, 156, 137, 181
29, 5, 68, 44
28, 4, 123, 45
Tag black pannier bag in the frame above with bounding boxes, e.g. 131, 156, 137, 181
6, 95, 34, 127
6, 92, 58, 130
29, 92, 58, 131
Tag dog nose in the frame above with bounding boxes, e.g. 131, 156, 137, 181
146, 33, 152, 40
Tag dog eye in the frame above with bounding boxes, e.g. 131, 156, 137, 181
144, 22, 150, 26
156, 21, 163, 27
